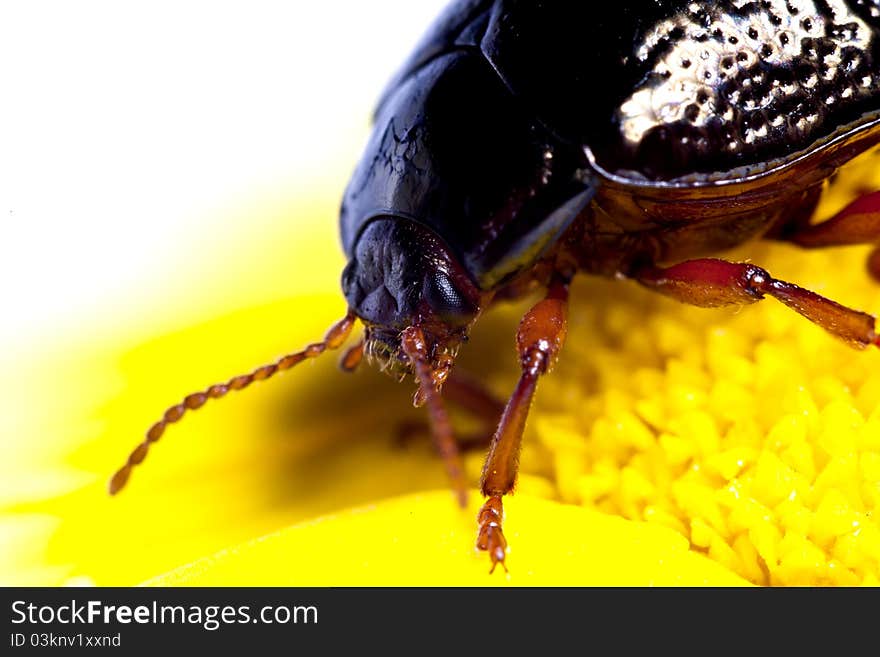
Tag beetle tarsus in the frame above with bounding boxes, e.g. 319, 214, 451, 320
477, 495, 508, 573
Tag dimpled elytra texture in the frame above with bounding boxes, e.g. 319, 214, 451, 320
616, 0, 880, 177
485, 149, 880, 586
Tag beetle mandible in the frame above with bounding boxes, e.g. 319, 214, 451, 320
111, 0, 880, 572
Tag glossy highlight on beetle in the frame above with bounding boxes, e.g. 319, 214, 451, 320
614, 0, 880, 178
111, 0, 880, 575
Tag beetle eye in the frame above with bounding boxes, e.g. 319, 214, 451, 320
423, 270, 476, 326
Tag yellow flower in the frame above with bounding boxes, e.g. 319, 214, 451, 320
2, 153, 879, 587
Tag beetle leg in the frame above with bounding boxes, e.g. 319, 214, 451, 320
393, 369, 505, 449
764, 183, 824, 239
777, 190, 880, 282
442, 369, 507, 425
634, 259, 879, 349
400, 326, 469, 507
477, 278, 570, 572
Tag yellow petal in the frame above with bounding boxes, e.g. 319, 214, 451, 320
144, 491, 749, 586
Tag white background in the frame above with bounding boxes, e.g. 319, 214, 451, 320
0, 0, 449, 344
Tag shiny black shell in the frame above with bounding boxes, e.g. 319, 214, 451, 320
392, 0, 880, 180
341, 0, 880, 296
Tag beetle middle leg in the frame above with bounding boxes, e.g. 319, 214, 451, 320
633, 258, 879, 349
776, 189, 880, 282
477, 277, 570, 572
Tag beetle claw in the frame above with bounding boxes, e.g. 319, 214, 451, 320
477, 496, 509, 573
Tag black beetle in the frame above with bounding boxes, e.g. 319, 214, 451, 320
112, 0, 880, 572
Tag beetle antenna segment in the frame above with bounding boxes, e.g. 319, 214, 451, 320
400, 326, 468, 507
339, 338, 365, 372
108, 312, 357, 495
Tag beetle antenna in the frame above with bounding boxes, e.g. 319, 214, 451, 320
339, 338, 365, 372
108, 311, 357, 495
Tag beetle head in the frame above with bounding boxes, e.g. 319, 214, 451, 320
342, 216, 481, 380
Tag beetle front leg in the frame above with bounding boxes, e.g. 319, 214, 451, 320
477, 278, 570, 572
393, 369, 505, 450
400, 326, 469, 507
634, 258, 879, 349
778, 190, 880, 282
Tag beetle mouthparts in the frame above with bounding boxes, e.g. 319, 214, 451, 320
363, 324, 464, 386
363, 329, 412, 382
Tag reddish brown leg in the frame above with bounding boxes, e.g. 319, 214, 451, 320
477, 278, 570, 572
778, 190, 880, 282
634, 259, 879, 349
400, 326, 469, 507
394, 369, 505, 449
442, 369, 507, 425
